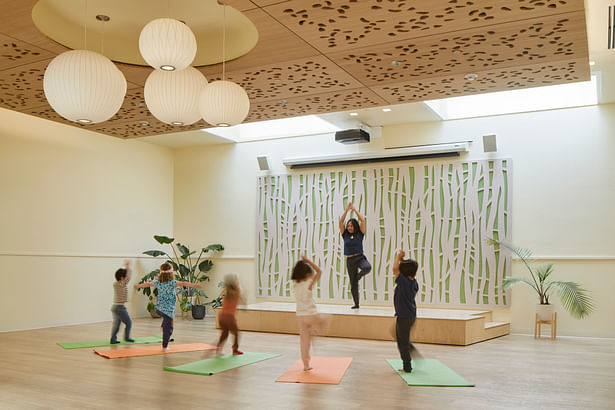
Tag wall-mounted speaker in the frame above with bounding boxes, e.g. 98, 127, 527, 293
483, 134, 497, 152
256, 155, 271, 171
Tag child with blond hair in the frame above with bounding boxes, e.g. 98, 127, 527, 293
216, 274, 246, 356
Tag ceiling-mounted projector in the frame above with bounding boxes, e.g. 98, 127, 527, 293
335, 128, 370, 144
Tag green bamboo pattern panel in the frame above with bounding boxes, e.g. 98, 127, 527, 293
256, 159, 511, 306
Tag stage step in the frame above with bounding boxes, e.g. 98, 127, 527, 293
483, 321, 511, 341
218, 302, 510, 346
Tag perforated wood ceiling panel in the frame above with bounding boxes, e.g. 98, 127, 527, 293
0, 0, 589, 139
245, 88, 387, 122
200, 55, 364, 102
264, 0, 584, 52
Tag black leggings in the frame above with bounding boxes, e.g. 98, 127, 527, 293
156, 310, 174, 348
346, 254, 372, 306
396, 316, 417, 372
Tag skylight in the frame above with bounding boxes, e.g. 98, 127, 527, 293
202, 115, 342, 142
424, 74, 599, 120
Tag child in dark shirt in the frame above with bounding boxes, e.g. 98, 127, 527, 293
392, 250, 419, 373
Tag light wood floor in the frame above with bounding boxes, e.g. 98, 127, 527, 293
1, 317, 614, 410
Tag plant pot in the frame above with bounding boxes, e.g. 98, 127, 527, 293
192, 305, 206, 320
536, 303, 554, 321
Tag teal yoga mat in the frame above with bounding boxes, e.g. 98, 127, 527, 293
164, 352, 280, 376
386, 359, 475, 387
57, 335, 168, 349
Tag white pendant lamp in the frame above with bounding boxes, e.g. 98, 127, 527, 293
199, 4, 250, 127
43, 49, 127, 124
144, 67, 208, 126
139, 18, 197, 72
199, 80, 249, 127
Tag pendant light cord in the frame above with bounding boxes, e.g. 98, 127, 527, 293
83, 0, 88, 49
101, 19, 106, 54
222, 4, 226, 81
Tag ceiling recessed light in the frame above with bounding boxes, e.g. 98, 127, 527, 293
382, 108, 392, 112
464, 73, 478, 81
134, 102, 146, 107
390, 60, 402, 66
171, 121, 184, 126
139, 121, 150, 126
76, 118, 92, 124
349, 112, 359, 117
589, 61, 596, 66
278, 99, 288, 104
95, 15, 110, 22
160, 65, 176, 71
452, 49, 462, 54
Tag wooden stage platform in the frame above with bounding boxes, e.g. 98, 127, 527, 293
217, 302, 510, 346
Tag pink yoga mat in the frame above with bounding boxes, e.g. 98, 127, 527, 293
276, 356, 353, 384
94, 343, 216, 359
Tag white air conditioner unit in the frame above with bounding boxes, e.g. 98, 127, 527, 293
283, 142, 469, 169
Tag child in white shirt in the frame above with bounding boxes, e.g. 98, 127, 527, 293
291, 256, 330, 371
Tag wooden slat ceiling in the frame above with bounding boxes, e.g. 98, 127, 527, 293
0, 0, 589, 139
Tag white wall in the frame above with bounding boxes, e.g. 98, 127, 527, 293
174, 104, 615, 338
0, 108, 174, 331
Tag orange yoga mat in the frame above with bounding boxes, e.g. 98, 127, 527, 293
94, 343, 216, 359
276, 356, 353, 384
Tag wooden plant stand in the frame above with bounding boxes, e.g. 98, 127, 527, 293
535, 312, 557, 340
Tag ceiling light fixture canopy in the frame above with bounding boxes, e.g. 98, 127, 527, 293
139, 18, 197, 71
144, 67, 208, 126
43, 49, 127, 124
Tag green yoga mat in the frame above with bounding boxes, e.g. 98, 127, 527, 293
386, 359, 475, 387
57, 335, 168, 349
164, 352, 280, 376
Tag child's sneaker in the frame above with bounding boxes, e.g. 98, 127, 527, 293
303, 365, 313, 371
125, 337, 135, 343
232, 350, 244, 355
110, 340, 120, 344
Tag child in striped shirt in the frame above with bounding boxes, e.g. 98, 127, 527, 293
110, 260, 135, 344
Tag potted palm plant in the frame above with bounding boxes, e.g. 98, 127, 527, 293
487, 238, 594, 319
140, 235, 224, 319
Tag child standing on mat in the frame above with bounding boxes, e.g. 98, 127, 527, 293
216, 274, 245, 356
134, 262, 201, 350
291, 256, 330, 371
392, 250, 419, 373
339, 202, 372, 309
110, 260, 135, 344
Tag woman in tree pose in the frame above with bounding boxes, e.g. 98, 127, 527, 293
339, 202, 372, 309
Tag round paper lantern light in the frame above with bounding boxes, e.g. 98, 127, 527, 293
199, 80, 250, 127
144, 67, 208, 126
43, 50, 127, 124
139, 18, 197, 72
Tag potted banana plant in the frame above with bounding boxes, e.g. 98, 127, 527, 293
487, 238, 594, 320
140, 235, 224, 319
